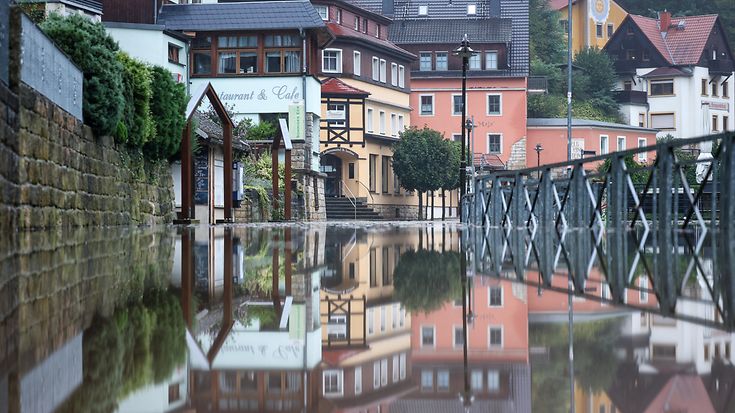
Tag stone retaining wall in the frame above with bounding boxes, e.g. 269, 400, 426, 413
0, 82, 174, 231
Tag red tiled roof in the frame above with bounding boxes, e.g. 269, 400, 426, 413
647, 375, 715, 413
629, 14, 719, 65
548, 0, 576, 11
326, 22, 416, 59
321, 77, 371, 96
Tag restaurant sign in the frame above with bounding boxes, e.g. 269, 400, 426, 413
191, 77, 321, 115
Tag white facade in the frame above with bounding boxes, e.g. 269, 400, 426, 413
115, 364, 188, 413
105, 24, 188, 88
616, 65, 734, 139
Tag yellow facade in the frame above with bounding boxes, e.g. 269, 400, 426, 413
574, 382, 617, 413
557, 0, 628, 53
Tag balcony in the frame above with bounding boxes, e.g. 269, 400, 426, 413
613, 60, 641, 74
528, 76, 548, 94
614, 90, 647, 105
708, 58, 734, 75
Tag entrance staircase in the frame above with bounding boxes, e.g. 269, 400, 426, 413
325, 197, 381, 220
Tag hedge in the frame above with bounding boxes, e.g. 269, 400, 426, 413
117, 52, 155, 146
145, 66, 187, 159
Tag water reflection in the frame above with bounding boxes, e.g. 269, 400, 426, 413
0, 223, 734, 412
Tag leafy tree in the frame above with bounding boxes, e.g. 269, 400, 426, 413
529, 0, 566, 65
117, 52, 155, 146
439, 139, 461, 220
202, 102, 253, 141
392, 127, 446, 219
531, 59, 564, 94
570, 48, 619, 117
41, 13, 125, 137
145, 66, 187, 159
393, 249, 461, 313
595, 154, 651, 184
246, 121, 278, 140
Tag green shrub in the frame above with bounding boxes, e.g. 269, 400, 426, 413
41, 13, 124, 137
246, 121, 277, 140
117, 52, 155, 147
145, 66, 187, 159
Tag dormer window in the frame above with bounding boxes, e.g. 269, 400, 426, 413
712, 49, 717, 60
315, 5, 328, 20
336, 9, 342, 24
376, 25, 381, 38
354, 16, 359, 30
418, 5, 428, 15
467, 4, 476, 15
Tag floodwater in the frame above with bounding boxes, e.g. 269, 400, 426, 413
0, 222, 733, 413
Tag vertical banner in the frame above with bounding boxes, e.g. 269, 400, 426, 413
288, 101, 305, 140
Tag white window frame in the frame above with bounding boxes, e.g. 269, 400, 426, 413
366, 108, 374, 133
398, 65, 405, 87
486, 93, 502, 115
353, 51, 361, 76
419, 52, 432, 71
650, 113, 675, 130
380, 358, 388, 386
485, 50, 498, 70
452, 94, 465, 116
372, 56, 380, 80
367, 307, 374, 334
354, 16, 360, 30
487, 133, 502, 154
488, 325, 504, 349
638, 137, 648, 162
469, 53, 481, 70
391, 62, 398, 86
471, 370, 483, 390
399, 353, 407, 379
421, 325, 436, 348
437, 370, 450, 391
392, 355, 399, 382
418, 4, 428, 15
600, 135, 609, 155
435, 51, 448, 71
391, 113, 397, 136
488, 286, 503, 307
327, 103, 346, 127
354, 366, 362, 395
420, 370, 433, 391
453, 325, 465, 348
419, 94, 434, 116
315, 5, 328, 20
467, 4, 476, 15
380, 305, 386, 331
322, 369, 344, 396
640, 276, 649, 303
398, 115, 405, 133
488, 370, 500, 391
616, 136, 626, 151
373, 361, 380, 389
379, 111, 386, 135
379, 59, 387, 83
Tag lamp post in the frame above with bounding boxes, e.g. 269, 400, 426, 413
454, 34, 475, 222
534, 143, 543, 170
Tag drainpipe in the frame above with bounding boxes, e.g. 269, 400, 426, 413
153, 0, 157, 24
300, 28, 308, 152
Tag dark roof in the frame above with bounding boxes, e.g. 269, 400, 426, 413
321, 77, 371, 96
628, 14, 720, 65
640, 66, 691, 78
527, 118, 658, 133
26, 0, 102, 14
388, 18, 511, 44
349, 0, 501, 19
327, 22, 416, 59
158, 1, 325, 31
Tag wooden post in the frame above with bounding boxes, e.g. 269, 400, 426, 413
285, 228, 292, 295
181, 228, 194, 328
272, 148, 279, 219
223, 121, 233, 222
272, 232, 281, 315
181, 122, 192, 220
285, 149, 292, 220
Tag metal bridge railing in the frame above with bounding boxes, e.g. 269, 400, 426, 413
463, 132, 735, 330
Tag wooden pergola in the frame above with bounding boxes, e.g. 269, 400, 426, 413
176, 82, 235, 224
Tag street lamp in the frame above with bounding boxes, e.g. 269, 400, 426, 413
453, 34, 475, 222
534, 143, 543, 180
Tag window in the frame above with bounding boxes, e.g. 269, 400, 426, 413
452, 95, 464, 116
399, 353, 407, 379
651, 113, 675, 130
726, 342, 731, 359
315, 5, 328, 20
467, 4, 476, 14
336, 8, 342, 24
452, 134, 462, 142
418, 5, 428, 15
560, 19, 569, 33
264, 35, 301, 73
327, 103, 346, 127
436, 52, 448, 70
488, 370, 500, 391
723, 80, 729, 97
392, 355, 399, 382
454, 326, 464, 347
650, 79, 674, 96
421, 370, 433, 391
391, 63, 398, 86
216, 35, 259, 75
373, 361, 380, 389
355, 367, 362, 395
713, 49, 718, 60
489, 326, 503, 348
652, 345, 676, 360
322, 49, 342, 73
638, 113, 645, 127
363, 19, 368, 33
724, 116, 729, 132
367, 308, 374, 333
469, 53, 481, 70
713, 115, 719, 132
617, 136, 626, 151
489, 286, 503, 306
353, 51, 361, 76
379, 59, 387, 82
638, 138, 648, 162
705, 344, 711, 361
623, 80, 632, 91
380, 306, 386, 331
391, 114, 397, 136
380, 359, 388, 386
168, 43, 181, 64
712, 81, 719, 97
398, 115, 404, 132
420, 52, 432, 71
369, 155, 377, 192
487, 134, 501, 154
471, 370, 483, 390
366, 108, 374, 132
596, 23, 603, 38
420, 95, 434, 115
600, 135, 609, 155
639, 276, 648, 303
487, 94, 501, 115
702, 79, 708, 95
354, 16, 360, 30
392, 304, 399, 329
191, 34, 212, 75
372, 57, 379, 80
437, 370, 450, 391
379, 111, 386, 134
607, 23, 614, 37
168, 383, 181, 403
382, 156, 390, 192
716, 343, 722, 359
376, 25, 381, 38
485, 51, 498, 70
323, 370, 343, 396
398, 65, 405, 87
421, 326, 435, 347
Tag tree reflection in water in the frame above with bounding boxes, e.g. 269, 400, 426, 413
394, 249, 462, 313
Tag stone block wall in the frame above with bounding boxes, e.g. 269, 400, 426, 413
0, 82, 174, 231
506, 136, 527, 170
371, 203, 419, 220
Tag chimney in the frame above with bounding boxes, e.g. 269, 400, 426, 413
658, 10, 671, 33
382, 0, 394, 18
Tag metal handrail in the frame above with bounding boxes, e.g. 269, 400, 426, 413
354, 180, 375, 203
340, 181, 357, 220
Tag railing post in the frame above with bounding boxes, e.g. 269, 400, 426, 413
656, 147, 677, 315
490, 176, 503, 227
718, 133, 735, 329
537, 169, 555, 285
607, 156, 627, 303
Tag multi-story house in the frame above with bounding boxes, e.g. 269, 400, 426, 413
314, 0, 442, 219
604, 11, 735, 141
349, 0, 529, 174
549, 0, 628, 53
